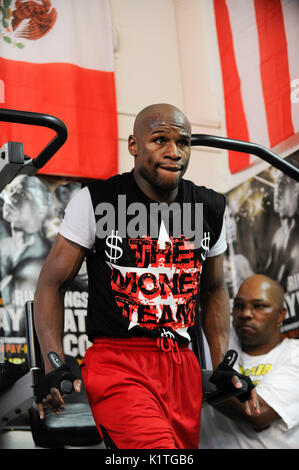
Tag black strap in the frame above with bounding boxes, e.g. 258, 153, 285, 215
208, 350, 255, 404
35, 365, 76, 403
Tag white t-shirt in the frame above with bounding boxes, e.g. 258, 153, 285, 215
199, 331, 299, 449
59, 186, 227, 256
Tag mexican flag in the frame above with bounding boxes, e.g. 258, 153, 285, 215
0, 0, 118, 179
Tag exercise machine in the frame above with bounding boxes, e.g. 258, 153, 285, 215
0, 108, 100, 447
0, 107, 298, 447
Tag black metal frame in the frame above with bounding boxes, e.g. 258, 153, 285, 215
0, 108, 67, 192
191, 134, 299, 182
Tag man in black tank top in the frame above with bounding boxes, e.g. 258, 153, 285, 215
33, 103, 258, 449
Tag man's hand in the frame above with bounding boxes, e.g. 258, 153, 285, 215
231, 375, 260, 417
35, 353, 82, 420
209, 350, 260, 416
37, 379, 82, 420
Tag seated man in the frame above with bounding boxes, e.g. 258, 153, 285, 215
199, 274, 299, 449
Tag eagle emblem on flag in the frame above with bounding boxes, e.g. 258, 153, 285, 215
0, 0, 57, 47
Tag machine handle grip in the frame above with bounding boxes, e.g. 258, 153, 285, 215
0, 107, 68, 169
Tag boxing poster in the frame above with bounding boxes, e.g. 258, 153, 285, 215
0, 175, 90, 369
224, 151, 299, 339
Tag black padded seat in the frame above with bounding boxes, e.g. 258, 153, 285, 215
28, 355, 101, 448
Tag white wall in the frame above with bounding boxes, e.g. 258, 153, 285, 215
110, 0, 184, 180
109, 0, 287, 194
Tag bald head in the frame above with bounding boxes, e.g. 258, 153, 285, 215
128, 103, 192, 202
133, 103, 191, 137
232, 274, 286, 355
239, 274, 285, 309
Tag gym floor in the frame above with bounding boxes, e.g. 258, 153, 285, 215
0, 430, 106, 449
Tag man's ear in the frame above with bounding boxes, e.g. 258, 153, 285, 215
278, 307, 287, 324
128, 134, 137, 157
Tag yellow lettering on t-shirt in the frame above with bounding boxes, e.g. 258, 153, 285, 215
263, 364, 272, 374
239, 363, 273, 378
256, 364, 265, 376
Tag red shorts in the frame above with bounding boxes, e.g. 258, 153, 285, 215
81, 336, 202, 449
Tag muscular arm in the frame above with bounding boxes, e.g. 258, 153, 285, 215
34, 233, 87, 374
200, 253, 230, 369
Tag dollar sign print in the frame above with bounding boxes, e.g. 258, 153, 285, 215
200, 232, 210, 261
105, 230, 123, 262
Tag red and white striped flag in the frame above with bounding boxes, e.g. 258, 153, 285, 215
214, 0, 299, 173
0, 0, 118, 179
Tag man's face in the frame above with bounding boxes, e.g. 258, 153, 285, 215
129, 107, 191, 195
2, 177, 40, 230
232, 277, 285, 352
273, 173, 299, 218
